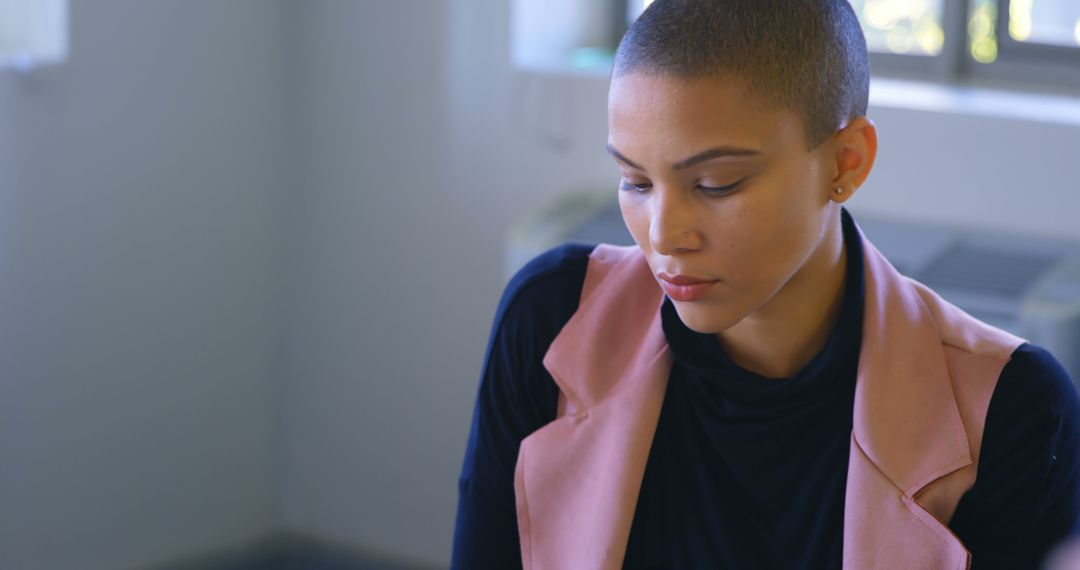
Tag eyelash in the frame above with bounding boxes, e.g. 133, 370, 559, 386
618, 180, 743, 196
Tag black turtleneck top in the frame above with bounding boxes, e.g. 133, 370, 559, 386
619, 210, 866, 569
452, 210, 1080, 570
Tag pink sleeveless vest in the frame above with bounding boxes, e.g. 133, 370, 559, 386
513, 223, 1026, 570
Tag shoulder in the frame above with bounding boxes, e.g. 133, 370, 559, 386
505, 242, 597, 295
995, 343, 1080, 422
493, 242, 597, 331
483, 242, 598, 381
981, 342, 1080, 470
476, 242, 597, 431
951, 342, 1080, 565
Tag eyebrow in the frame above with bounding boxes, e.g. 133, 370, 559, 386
605, 143, 760, 171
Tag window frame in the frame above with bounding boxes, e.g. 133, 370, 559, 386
866, 0, 971, 79
867, 0, 1080, 92
621, 0, 1080, 95
956, 0, 1080, 90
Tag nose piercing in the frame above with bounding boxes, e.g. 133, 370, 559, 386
683, 232, 689, 238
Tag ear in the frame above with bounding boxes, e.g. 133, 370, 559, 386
829, 116, 878, 203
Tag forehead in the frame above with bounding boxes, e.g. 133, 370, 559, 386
607, 73, 801, 155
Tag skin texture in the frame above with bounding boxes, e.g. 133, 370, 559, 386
607, 73, 878, 379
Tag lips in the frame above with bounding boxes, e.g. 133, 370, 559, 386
657, 272, 715, 285
656, 272, 719, 302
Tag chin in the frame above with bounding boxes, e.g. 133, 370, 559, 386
670, 301, 744, 335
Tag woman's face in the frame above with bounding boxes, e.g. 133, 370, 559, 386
607, 72, 842, 334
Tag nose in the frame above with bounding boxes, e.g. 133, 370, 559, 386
648, 185, 698, 255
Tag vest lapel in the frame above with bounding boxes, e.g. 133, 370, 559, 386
516, 226, 989, 569
515, 244, 669, 570
843, 228, 973, 569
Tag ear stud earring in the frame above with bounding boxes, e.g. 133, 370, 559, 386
834, 187, 845, 195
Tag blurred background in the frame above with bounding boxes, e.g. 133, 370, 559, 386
1, 1, 1079, 569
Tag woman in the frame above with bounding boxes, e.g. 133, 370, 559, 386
453, 1, 1080, 568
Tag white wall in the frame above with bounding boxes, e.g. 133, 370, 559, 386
0, 2, 291, 569
277, 0, 464, 565
854, 97, 1080, 239
274, 0, 622, 565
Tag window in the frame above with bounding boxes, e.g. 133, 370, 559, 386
0, 0, 68, 71
623, 0, 1080, 89
1008, 0, 1080, 48
512, 0, 1079, 86
848, 0, 947, 56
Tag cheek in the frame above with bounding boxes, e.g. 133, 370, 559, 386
728, 203, 821, 292
618, 194, 651, 245
716, 229, 778, 283
709, 202, 802, 281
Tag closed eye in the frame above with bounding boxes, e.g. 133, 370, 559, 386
698, 182, 741, 195
619, 181, 651, 192
618, 180, 743, 195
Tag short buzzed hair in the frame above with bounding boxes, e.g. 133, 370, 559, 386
613, 0, 870, 150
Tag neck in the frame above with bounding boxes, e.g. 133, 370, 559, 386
715, 216, 849, 379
